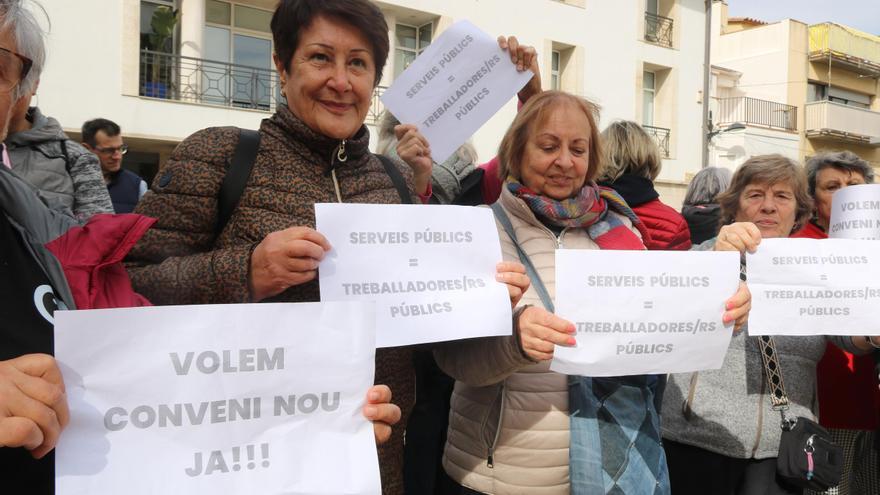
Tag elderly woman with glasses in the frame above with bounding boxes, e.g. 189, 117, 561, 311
0, 1, 73, 493
3, 18, 113, 223
791, 151, 879, 495
661, 154, 879, 495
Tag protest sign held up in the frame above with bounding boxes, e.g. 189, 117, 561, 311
828, 184, 880, 240
747, 238, 880, 336
316, 203, 512, 348
54, 302, 381, 495
380, 20, 532, 162
551, 250, 740, 377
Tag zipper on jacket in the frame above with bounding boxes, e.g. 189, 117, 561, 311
329, 140, 347, 202
556, 228, 569, 248
486, 381, 506, 468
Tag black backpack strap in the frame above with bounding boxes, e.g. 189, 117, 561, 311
217, 128, 260, 237
376, 154, 413, 204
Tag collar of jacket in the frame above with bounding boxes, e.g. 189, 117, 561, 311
266, 104, 371, 169
599, 173, 659, 207
5, 106, 67, 148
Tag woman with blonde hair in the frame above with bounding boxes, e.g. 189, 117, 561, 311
435, 91, 750, 495
598, 120, 691, 250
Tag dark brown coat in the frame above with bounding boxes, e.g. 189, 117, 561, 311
127, 105, 415, 494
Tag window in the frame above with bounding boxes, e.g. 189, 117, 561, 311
550, 50, 561, 90
140, 0, 177, 53
643, 71, 655, 126
394, 23, 433, 78
204, 0, 275, 109
140, 1, 177, 99
646, 0, 658, 15
808, 82, 871, 109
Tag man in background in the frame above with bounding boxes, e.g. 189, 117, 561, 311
81, 118, 146, 213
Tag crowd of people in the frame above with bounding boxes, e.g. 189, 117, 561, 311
1, 0, 878, 494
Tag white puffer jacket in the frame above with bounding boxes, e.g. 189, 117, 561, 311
435, 187, 637, 494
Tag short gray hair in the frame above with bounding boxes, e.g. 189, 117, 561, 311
683, 166, 732, 205
0, 0, 47, 99
805, 151, 875, 196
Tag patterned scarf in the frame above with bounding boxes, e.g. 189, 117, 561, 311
507, 178, 650, 250
508, 178, 664, 494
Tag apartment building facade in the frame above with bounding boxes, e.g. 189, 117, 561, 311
38, 0, 709, 205
708, 1, 880, 173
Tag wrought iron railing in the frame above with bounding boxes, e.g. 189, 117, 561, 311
644, 125, 670, 157
715, 97, 798, 132
139, 50, 282, 111
140, 50, 392, 122
366, 86, 388, 126
645, 12, 673, 48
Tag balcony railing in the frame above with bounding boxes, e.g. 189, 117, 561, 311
805, 100, 880, 144
139, 50, 282, 111
366, 86, 388, 127
715, 97, 798, 132
644, 125, 671, 157
808, 23, 880, 77
645, 12, 673, 48
139, 50, 392, 124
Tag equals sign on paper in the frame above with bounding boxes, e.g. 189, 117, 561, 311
409, 258, 419, 267
643, 301, 654, 309
820, 274, 828, 281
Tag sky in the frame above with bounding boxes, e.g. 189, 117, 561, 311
726, 0, 880, 36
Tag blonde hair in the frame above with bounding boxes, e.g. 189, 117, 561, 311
598, 120, 662, 182
497, 90, 602, 185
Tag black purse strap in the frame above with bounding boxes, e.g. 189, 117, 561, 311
490, 202, 554, 313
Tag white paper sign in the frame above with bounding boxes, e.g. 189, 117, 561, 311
747, 238, 880, 336
55, 302, 380, 495
828, 184, 880, 240
380, 20, 532, 162
316, 203, 512, 348
551, 250, 740, 377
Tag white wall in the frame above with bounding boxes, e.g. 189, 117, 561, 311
39, 0, 267, 142
37, 0, 706, 188
711, 127, 802, 170
713, 20, 792, 104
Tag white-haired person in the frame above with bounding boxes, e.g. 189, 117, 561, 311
3, 3, 112, 223
682, 166, 732, 245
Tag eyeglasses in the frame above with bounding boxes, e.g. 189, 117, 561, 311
93, 144, 129, 156
0, 46, 32, 94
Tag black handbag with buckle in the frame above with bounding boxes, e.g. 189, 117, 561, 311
757, 335, 844, 491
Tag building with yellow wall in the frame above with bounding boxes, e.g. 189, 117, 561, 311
710, 1, 880, 174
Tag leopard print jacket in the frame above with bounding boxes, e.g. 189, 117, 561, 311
126, 105, 415, 494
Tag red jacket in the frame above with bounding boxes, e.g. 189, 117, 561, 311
792, 221, 880, 430
632, 199, 692, 251
604, 175, 691, 251
45, 213, 155, 310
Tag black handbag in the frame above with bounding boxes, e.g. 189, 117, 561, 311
757, 335, 844, 491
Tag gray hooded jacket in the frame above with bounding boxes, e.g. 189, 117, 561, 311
6, 107, 113, 223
